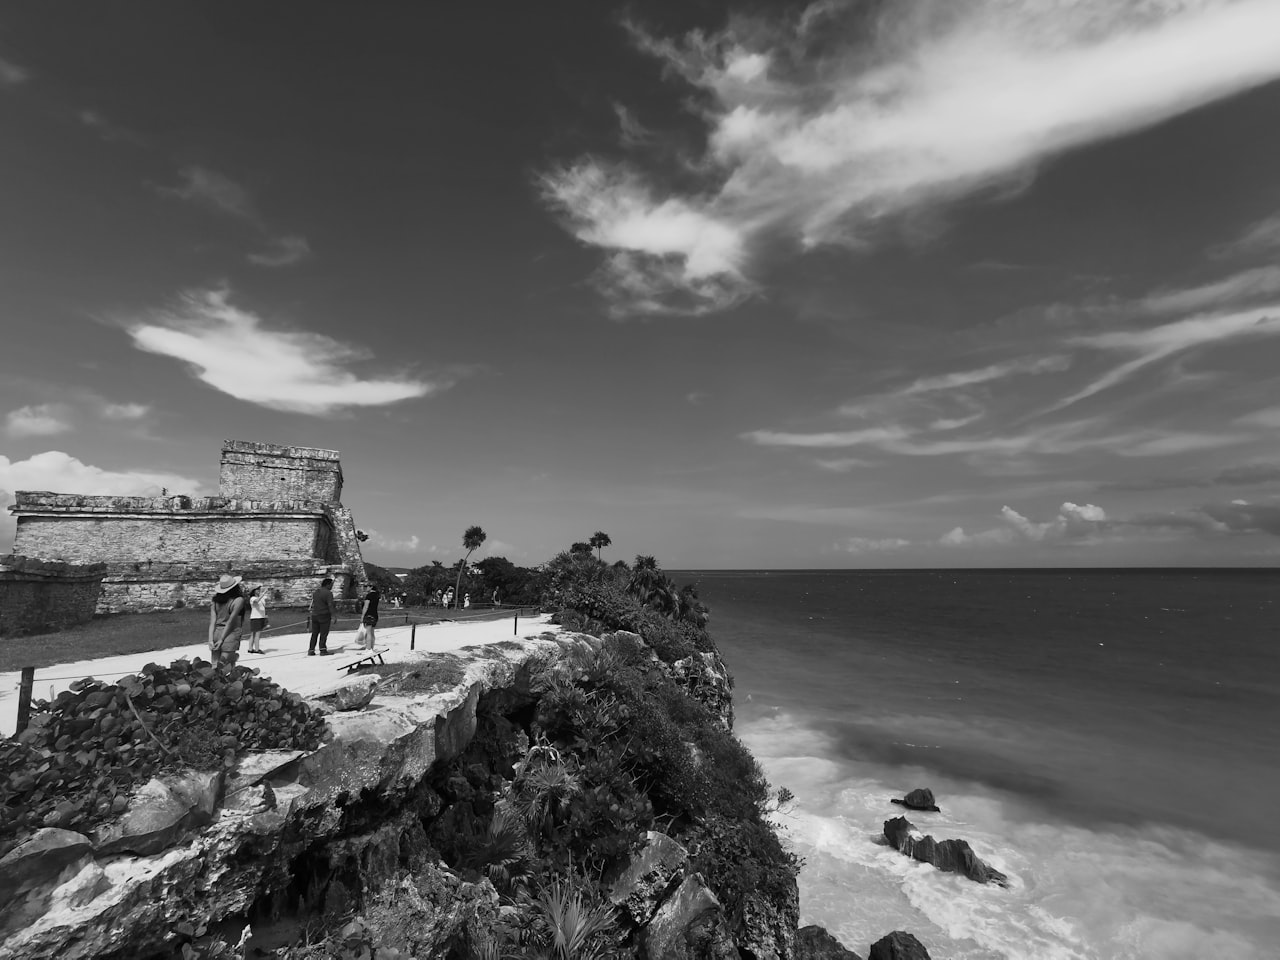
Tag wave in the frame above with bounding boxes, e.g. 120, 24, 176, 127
741, 711, 1280, 960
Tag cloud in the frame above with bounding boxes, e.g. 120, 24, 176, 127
1001, 501, 1108, 541
0, 451, 205, 546
940, 525, 1015, 547
0, 55, 28, 87
5, 404, 72, 438
364, 529, 422, 553
1209, 211, 1280, 260
101, 402, 150, 421
1237, 406, 1280, 428
837, 536, 911, 552
157, 166, 258, 221
124, 288, 442, 414
248, 235, 312, 268
543, 0, 1280, 313
1100, 462, 1280, 492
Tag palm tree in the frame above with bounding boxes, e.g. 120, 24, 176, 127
454, 525, 486, 608
589, 531, 611, 562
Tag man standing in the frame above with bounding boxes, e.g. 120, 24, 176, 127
308, 577, 336, 656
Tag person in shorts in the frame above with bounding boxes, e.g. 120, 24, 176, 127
209, 574, 247, 667
246, 586, 268, 654
358, 586, 381, 649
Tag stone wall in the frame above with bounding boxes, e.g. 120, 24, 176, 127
11, 495, 331, 565
0, 555, 106, 639
95, 560, 356, 614
322, 503, 369, 596
218, 440, 343, 502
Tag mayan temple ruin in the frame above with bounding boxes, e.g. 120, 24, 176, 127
6, 440, 368, 616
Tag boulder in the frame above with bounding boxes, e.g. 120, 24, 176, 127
668, 651, 735, 730
0, 829, 92, 912
46, 862, 110, 913
868, 931, 931, 960
797, 924, 862, 960
92, 771, 225, 857
643, 874, 738, 960
736, 884, 799, 960
318, 675, 380, 711
883, 817, 1009, 887
609, 831, 688, 925
890, 788, 940, 812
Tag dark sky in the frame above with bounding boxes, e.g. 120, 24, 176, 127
3, 0, 1280, 568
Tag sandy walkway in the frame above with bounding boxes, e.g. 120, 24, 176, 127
0, 612, 557, 737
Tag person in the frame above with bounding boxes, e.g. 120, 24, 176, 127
358, 586, 381, 650
443, 587, 453, 610
209, 574, 247, 667
432, 589, 443, 608
492, 587, 501, 608
463, 592, 471, 609
246, 586, 268, 654
308, 577, 336, 656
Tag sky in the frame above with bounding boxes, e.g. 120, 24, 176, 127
2, 0, 1280, 570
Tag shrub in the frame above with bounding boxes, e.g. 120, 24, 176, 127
1, 658, 327, 847
688, 814, 801, 928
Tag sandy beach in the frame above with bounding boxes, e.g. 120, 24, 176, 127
0, 612, 557, 738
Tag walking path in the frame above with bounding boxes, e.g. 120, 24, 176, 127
0, 612, 557, 737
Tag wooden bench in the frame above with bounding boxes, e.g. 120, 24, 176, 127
337, 646, 389, 673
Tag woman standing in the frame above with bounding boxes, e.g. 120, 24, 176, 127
246, 586, 268, 654
358, 586, 381, 650
209, 574, 247, 667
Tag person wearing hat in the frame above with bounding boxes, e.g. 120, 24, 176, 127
209, 574, 247, 667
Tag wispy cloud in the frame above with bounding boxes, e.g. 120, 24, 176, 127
365, 529, 422, 553
542, 0, 1280, 314
124, 288, 444, 415
0, 55, 28, 87
836, 536, 911, 553
1209, 210, 1280, 260
248, 235, 312, 268
101, 402, 151, 421
157, 166, 258, 221
5, 404, 72, 438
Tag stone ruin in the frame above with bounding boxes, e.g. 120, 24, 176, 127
5, 440, 368, 618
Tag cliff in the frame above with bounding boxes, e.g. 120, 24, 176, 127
0, 628, 799, 960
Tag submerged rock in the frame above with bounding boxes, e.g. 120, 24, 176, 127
868, 930, 931, 960
796, 924, 863, 960
890, 788, 940, 812
883, 817, 1009, 886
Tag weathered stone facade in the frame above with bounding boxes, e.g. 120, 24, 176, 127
0, 556, 106, 638
7, 441, 368, 614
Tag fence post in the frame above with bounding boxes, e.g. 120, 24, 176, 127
410, 622, 416, 651
16, 666, 36, 735
513, 608, 518, 635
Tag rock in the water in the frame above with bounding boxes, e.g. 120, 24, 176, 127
883, 817, 1008, 887
868, 931, 931, 960
890, 788, 940, 812
609, 830, 688, 925
797, 924, 863, 960
643, 874, 738, 960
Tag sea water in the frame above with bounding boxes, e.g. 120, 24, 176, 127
680, 570, 1280, 960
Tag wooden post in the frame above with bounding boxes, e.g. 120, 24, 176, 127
410, 622, 417, 651
513, 609, 518, 635
16, 666, 35, 735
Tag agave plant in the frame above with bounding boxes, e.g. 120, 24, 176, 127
512, 756, 583, 841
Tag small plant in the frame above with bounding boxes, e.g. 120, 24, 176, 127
530, 877, 618, 960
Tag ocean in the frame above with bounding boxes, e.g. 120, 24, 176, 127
679, 569, 1280, 960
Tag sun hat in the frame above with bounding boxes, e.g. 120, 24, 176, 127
214, 574, 243, 594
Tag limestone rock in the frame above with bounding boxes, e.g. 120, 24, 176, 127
46, 862, 110, 912
797, 925, 863, 960
92, 771, 225, 857
0, 829, 92, 911
643, 874, 737, 960
883, 817, 1009, 887
890, 788, 940, 812
318, 675, 380, 711
667, 651, 734, 730
609, 830, 688, 925
868, 931, 931, 960
737, 883, 800, 960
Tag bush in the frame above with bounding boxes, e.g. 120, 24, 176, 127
1, 658, 328, 847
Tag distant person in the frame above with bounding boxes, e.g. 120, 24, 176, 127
246, 586, 268, 654
433, 589, 443, 607
464, 593, 471, 609
209, 574, 247, 667
358, 586, 381, 649
443, 588, 454, 610
308, 577, 336, 656
492, 587, 501, 608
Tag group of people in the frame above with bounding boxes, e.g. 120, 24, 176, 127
207, 574, 381, 665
